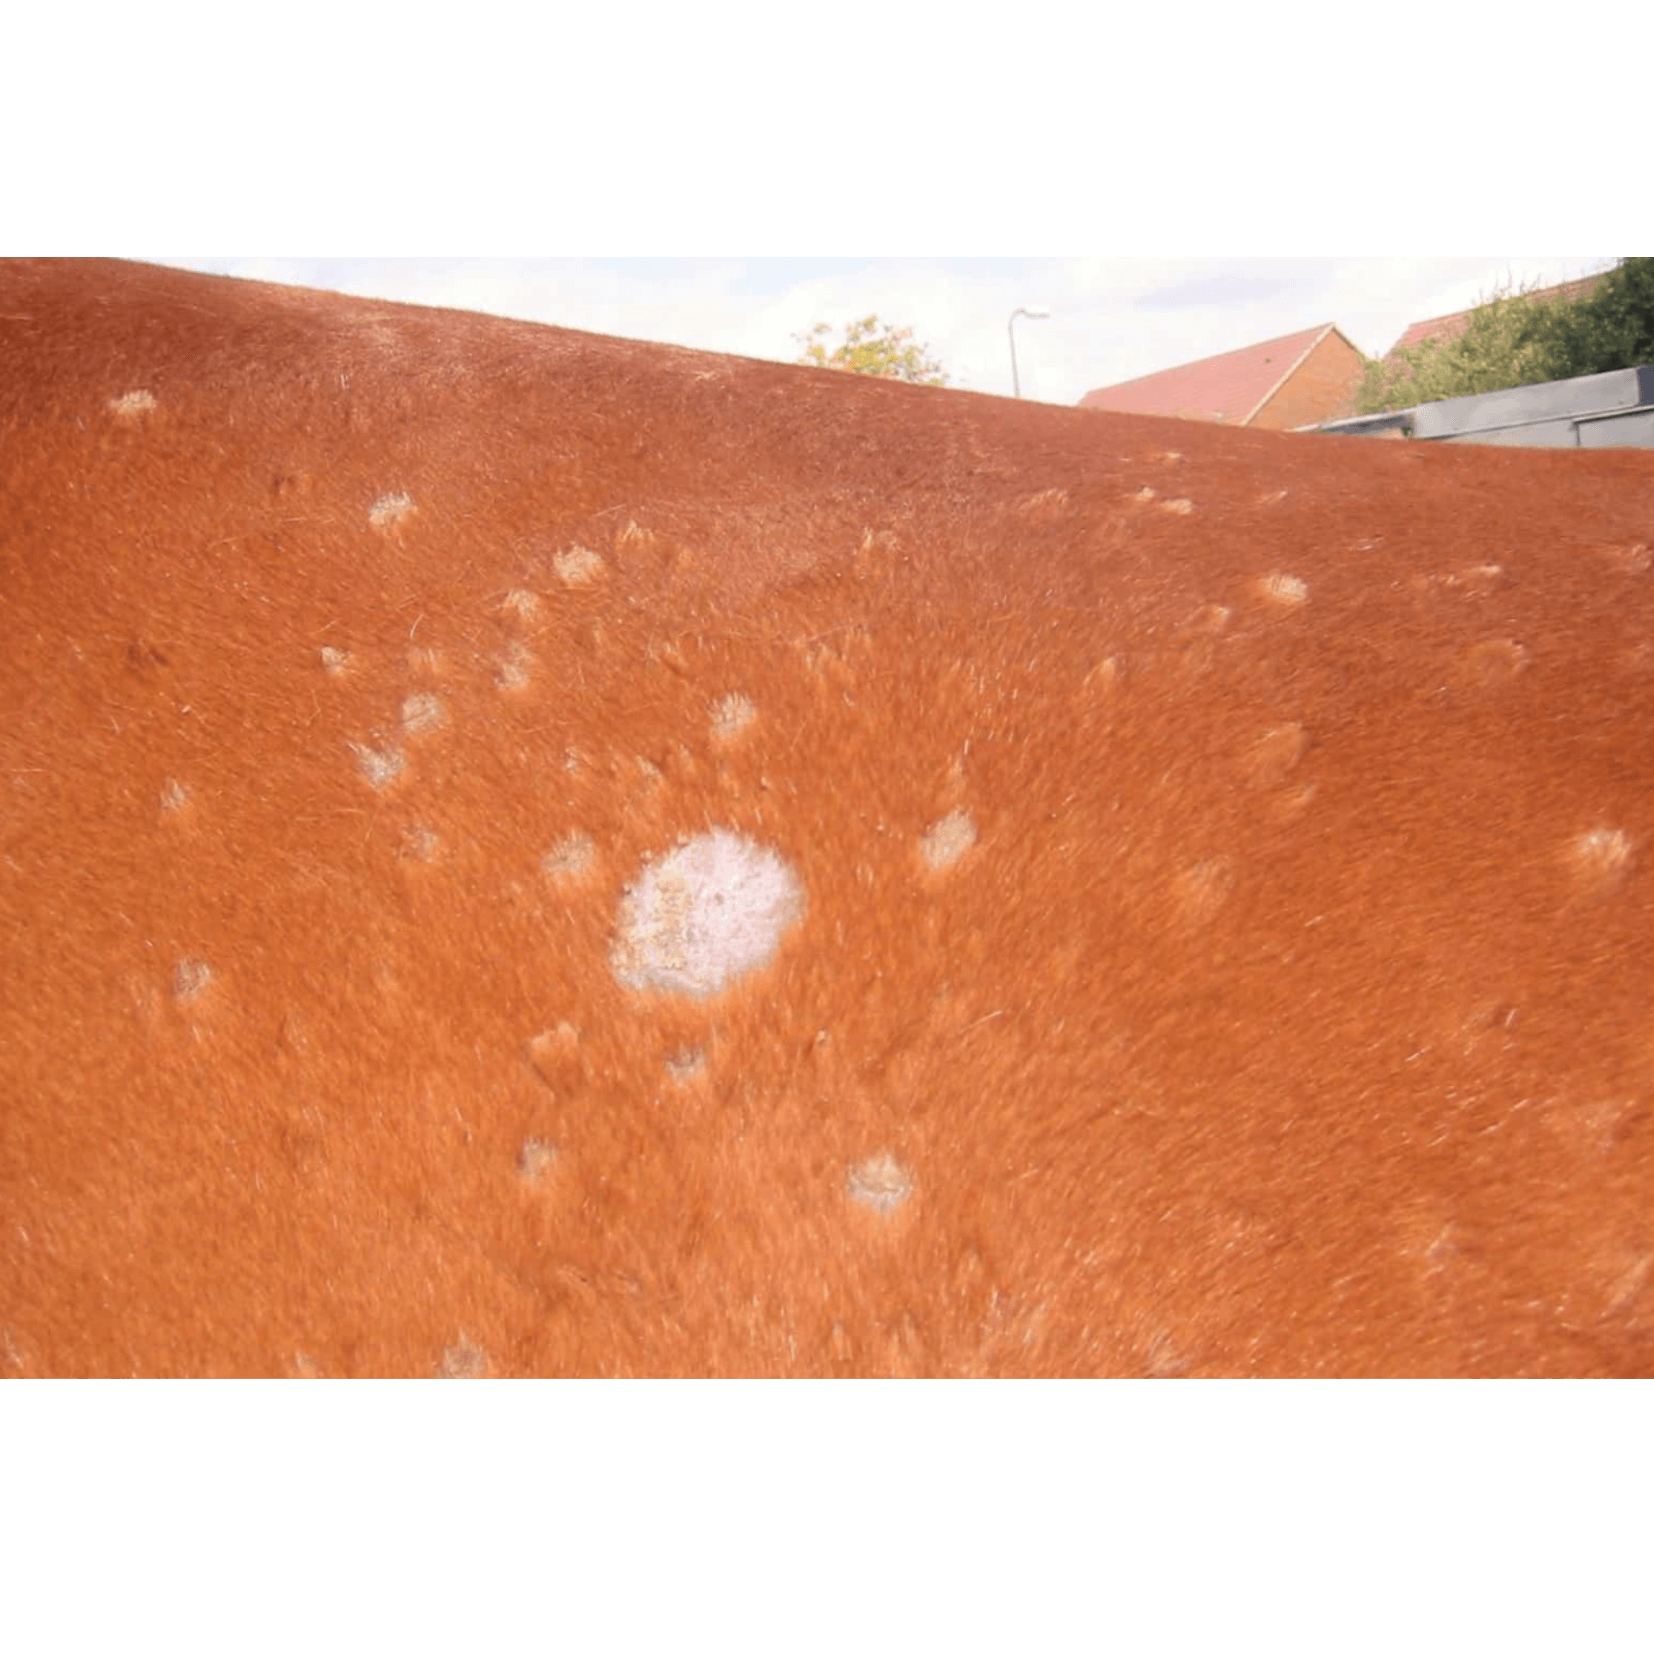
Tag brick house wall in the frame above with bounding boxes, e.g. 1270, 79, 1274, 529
1250, 330, 1366, 430
1081, 324, 1371, 431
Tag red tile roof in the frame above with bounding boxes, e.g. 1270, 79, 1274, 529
1385, 271, 1608, 358
1079, 323, 1347, 425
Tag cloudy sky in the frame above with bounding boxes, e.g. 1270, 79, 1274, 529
148, 256, 1619, 410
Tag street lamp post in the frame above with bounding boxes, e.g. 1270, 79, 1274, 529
1008, 306, 1050, 398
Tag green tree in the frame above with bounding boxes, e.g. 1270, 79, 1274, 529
1541, 256, 1654, 378
1355, 260, 1652, 415
795, 314, 950, 385
1355, 275, 1573, 414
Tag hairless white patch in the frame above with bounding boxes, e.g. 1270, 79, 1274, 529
1571, 827, 1633, 893
401, 692, 445, 737
848, 1152, 913, 1215
611, 830, 804, 998
554, 545, 604, 586
109, 390, 157, 421
348, 740, 406, 789
920, 809, 977, 871
518, 1138, 557, 1180
368, 492, 415, 530
1257, 572, 1309, 608
496, 641, 535, 691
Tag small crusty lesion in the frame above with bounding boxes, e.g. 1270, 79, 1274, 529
437, 1338, 488, 1378
496, 641, 535, 691
542, 831, 596, 882
709, 691, 756, 741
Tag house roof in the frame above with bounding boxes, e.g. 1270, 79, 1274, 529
1079, 323, 1350, 426
1385, 271, 1609, 358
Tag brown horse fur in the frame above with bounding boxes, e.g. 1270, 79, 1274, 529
2, 258, 1653, 1377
